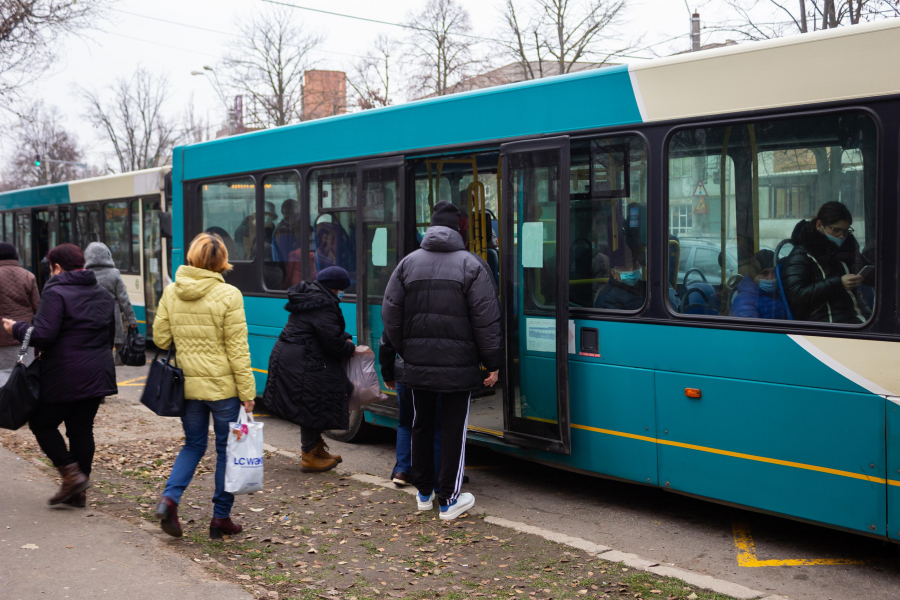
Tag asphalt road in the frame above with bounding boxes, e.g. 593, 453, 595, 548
113, 363, 900, 600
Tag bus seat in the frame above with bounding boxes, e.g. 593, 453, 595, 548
486, 247, 500, 287
775, 262, 794, 320
668, 238, 680, 288
681, 282, 719, 315
774, 239, 793, 266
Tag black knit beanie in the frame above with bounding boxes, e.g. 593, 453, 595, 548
0, 242, 18, 261
430, 201, 462, 231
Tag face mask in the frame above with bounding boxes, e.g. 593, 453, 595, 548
758, 279, 776, 294
337, 291, 344, 300
825, 232, 846, 248
619, 269, 642, 286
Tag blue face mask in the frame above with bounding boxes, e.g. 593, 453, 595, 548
337, 291, 344, 300
619, 268, 642, 286
825, 232, 846, 248
758, 278, 776, 294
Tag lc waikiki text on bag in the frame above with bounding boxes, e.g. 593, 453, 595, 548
0, 327, 40, 431
140, 346, 184, 417
345, 346, 388, 411
225, 406, 264, 495
119, 327, 146, 366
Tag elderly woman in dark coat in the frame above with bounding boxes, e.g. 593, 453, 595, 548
2, 244, 116, 507
84, 242, 138, 363
263, 266, 355, 473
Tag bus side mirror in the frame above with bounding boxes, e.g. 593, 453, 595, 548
159, 212, 173, 239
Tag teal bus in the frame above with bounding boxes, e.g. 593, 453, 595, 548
0, 168, 172, 338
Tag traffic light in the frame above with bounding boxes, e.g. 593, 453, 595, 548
34, 155, 41, 167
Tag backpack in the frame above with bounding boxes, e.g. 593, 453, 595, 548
119, 327, 147, 367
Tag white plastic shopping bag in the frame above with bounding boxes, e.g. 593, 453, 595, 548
225, 406, 265, 495
346, 346, 388, 411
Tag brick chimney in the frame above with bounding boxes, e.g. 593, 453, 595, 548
302, 70, 347, 121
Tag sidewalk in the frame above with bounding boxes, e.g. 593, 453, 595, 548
0, 444, 251, 600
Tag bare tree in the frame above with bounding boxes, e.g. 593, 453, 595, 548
348, 35, 400, 110
220, 6, 322, 128
182, 95, 215, 144
498, 0, 632, 81
0, 0, 105, 104
405, 0, 483, 97
80, 67, 179, 173
712, 0, 900, 41
2, 100, 84, 188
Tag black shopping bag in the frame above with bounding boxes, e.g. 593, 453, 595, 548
140, 346, 184, 417
118, 327, 146, 367
0, 328, 40, 431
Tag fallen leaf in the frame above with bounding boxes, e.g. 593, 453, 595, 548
20, 544, 38, 550
65, 545, 74, 549
250, 508, 264, 512
650, 591, 662, 595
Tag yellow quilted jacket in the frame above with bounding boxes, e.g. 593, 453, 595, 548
153, 266, 255, 402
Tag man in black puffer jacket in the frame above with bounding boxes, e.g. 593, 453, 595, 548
382, 201, 502, 521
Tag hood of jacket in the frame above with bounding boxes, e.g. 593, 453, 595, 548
420, 226, 466, 253
44, 269, 98, 291
284, 280, 338, 314
172, 265, 225, 301
790, 218, 860, 262
84, 242, 116, 269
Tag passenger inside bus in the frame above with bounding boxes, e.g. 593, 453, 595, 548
234, 201, 277, 260
730, 249, 786, 320
782, 201, 871, 324
593, 231, 645, 311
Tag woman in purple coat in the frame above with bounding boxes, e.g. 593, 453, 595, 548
2, 244, 117, 507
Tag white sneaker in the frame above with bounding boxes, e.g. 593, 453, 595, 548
417, 491, 435, 511
439, 492, 475, 521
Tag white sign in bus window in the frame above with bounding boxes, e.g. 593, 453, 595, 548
525, 318, 555, 353
521, 221, 543, 268
372, 227, 388, 267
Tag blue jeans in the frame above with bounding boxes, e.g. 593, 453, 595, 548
395, 384, 441, 486
163, 397, 241, 519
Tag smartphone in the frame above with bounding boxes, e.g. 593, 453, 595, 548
857, 265, 875, 279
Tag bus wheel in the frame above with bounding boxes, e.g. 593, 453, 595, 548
325, 409, 369, 443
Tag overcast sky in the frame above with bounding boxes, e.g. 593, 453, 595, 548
9, 0, 735, 169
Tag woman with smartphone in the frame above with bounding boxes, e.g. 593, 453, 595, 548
782, 201, 872, 324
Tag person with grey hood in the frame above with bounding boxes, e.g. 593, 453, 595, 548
382, 201, 502, 521
84, 242, 138, 364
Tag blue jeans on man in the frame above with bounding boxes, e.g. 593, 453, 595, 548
163, 397, 241, 519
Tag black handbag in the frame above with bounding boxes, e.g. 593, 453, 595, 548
139, 346, 184, 417
118, 327, 146, 367
0, 327, 41, 431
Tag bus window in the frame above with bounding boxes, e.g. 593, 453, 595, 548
569, 136, 648, 310
75, 204, 101, 249
104, 201, 131, 272
667, 112, 877, 324
265, 172, 303, 291
3, 213, 12, 244
15, 212, 31, 269
309, 166, 357, 294
200, 178, 256, 261
131, 200, 140, 274
59, 208, 72, 244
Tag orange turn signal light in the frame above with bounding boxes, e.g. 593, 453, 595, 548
685, 388, 702, 399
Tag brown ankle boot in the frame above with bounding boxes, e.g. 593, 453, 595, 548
314, 440, 342, 464
210, 517, 243, 539
301, 449, 338, 473
48, 464, 90, 506
155, 497, 183, 538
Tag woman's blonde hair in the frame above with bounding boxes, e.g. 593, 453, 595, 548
187, 232, 233, 273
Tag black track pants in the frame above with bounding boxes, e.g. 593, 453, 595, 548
411, 389, 470, 505
29, 398, 102, 475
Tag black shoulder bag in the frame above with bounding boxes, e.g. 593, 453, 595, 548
0, 327, 41, 430
140, 346, 184, 417
119, 327, 147, 367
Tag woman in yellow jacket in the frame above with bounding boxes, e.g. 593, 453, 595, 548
152, 233, 256, 540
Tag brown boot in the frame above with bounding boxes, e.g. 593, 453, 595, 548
314, 440, 342, 464
155, 497, 183, 538
210, 517, 243, 539
63, 491, 86, 508
48, 463, 90, 506
301, 450, 338, 473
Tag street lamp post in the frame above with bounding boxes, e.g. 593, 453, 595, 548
191, 66, 238, 132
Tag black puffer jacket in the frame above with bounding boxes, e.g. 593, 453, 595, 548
12, 270, 117, 403
382, 226, 502, 392
263, 281, 355, 430
782, 219, 871, 323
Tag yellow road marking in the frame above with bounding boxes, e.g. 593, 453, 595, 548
136, 320, 146, 324
467, 425, 503, 436
251, 368, 268, 373
116, 375, 148, 386
732, 522, 870, 567
570, 423, 890, 485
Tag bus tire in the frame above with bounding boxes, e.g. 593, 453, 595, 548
325, 409, 369, 443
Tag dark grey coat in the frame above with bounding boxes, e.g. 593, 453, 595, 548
381, 226, 502, 392
85, 242, 137, 345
